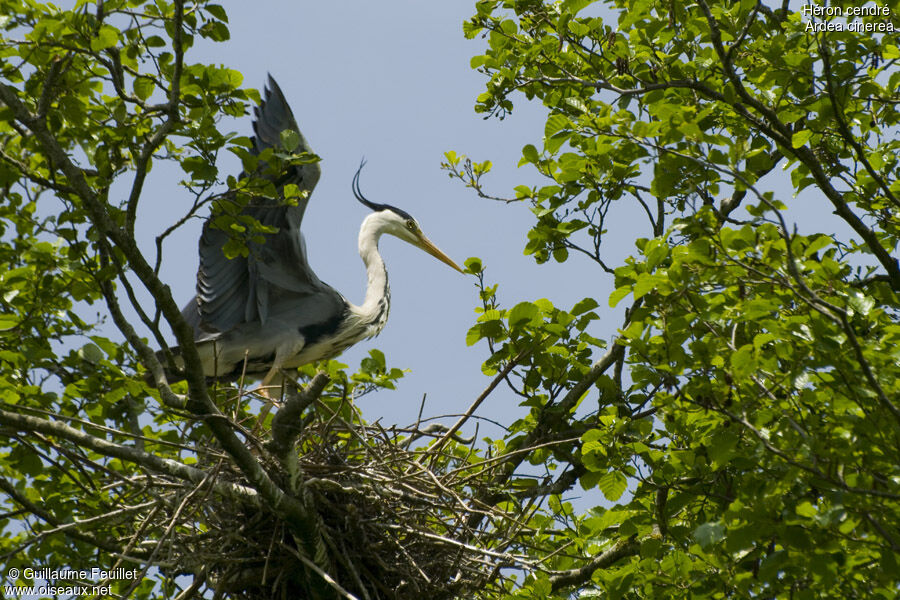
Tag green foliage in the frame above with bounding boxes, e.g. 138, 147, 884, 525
0, 0, 222, 587
0, 1, 342, 598
444, 0, 900, 598
2, 0, 900, 598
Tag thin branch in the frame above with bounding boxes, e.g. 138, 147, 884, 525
549, 536, 641, 590
428, 347, 531, 459
0, 148, 77, 195
559, 338, 626, 414
283, 541, 362, 600
36, 53, 66, 118
125, 0, 185, 236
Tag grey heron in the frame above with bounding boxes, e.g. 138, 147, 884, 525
167, 75, 463, 395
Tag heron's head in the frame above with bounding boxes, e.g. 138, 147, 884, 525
353, 163, 464, 273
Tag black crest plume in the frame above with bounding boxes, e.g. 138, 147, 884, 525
351, 159, 415, 221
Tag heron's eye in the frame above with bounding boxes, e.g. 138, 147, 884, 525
406, 219, 417, 231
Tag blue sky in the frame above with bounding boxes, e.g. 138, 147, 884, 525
133, 1, 632, 434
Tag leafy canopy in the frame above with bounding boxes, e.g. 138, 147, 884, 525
445, 0, 900, 597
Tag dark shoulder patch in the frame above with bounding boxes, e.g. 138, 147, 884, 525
299, 303, 350, 345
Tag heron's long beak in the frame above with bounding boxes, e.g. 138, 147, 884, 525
414, 233, 464, 273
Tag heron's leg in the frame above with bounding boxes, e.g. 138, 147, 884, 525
258, 366, 284, 400
253, 366, 283, 432
253, 340, 305, 431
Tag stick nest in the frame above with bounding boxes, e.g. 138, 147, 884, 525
145, 393, 525, 600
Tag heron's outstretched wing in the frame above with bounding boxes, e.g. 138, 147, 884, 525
187, 75, 333, 338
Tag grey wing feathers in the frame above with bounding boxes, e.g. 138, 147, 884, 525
253, 74, 321, 194
187, 75, 329, 337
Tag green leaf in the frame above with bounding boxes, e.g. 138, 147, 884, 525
564, 97, 588, 114
464, 257, 483, 274
133, 76, 154, 101
571, 297, 598, 315
200, 20, 230, 42
729, 344, 755, 377
847, 291, 874, 316
707, 430, 738, 468
608, 286, 631, 307
145, 35, 166, 48
791, 130, 813, 148
9, 446, 43, 476
78, 342, 104, 364
645, 238, 669, 269
544, 113, 569, 138
513, 184, 533, 199
477, 309, 502, 323
633, 273, 659, 299
90, 25, 119, 51
508, 301, 539, 327
206, 4, 229, 22
803, 235, 831, 257
796, 501, 817, 518
521, 144, 539, 164
552, 246, 568, 262
694, 521, 726, 549
597, 470, 627, 501
360, 348, 386, 373
280, 129, 301, 151
0, 314, 18, 331
868, 151, 884, 170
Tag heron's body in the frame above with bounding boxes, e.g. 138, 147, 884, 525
182, 213, 394, 380
166, 76, 461, 389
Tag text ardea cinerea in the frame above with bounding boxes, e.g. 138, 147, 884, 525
166, 75, 463, 394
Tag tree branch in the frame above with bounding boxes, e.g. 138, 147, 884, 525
0, 407, 262, 506
268, 372, 330, 457
549, 536, 640, 590
125, 0, 185, 236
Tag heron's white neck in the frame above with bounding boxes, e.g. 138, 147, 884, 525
354, 213, 391, 328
